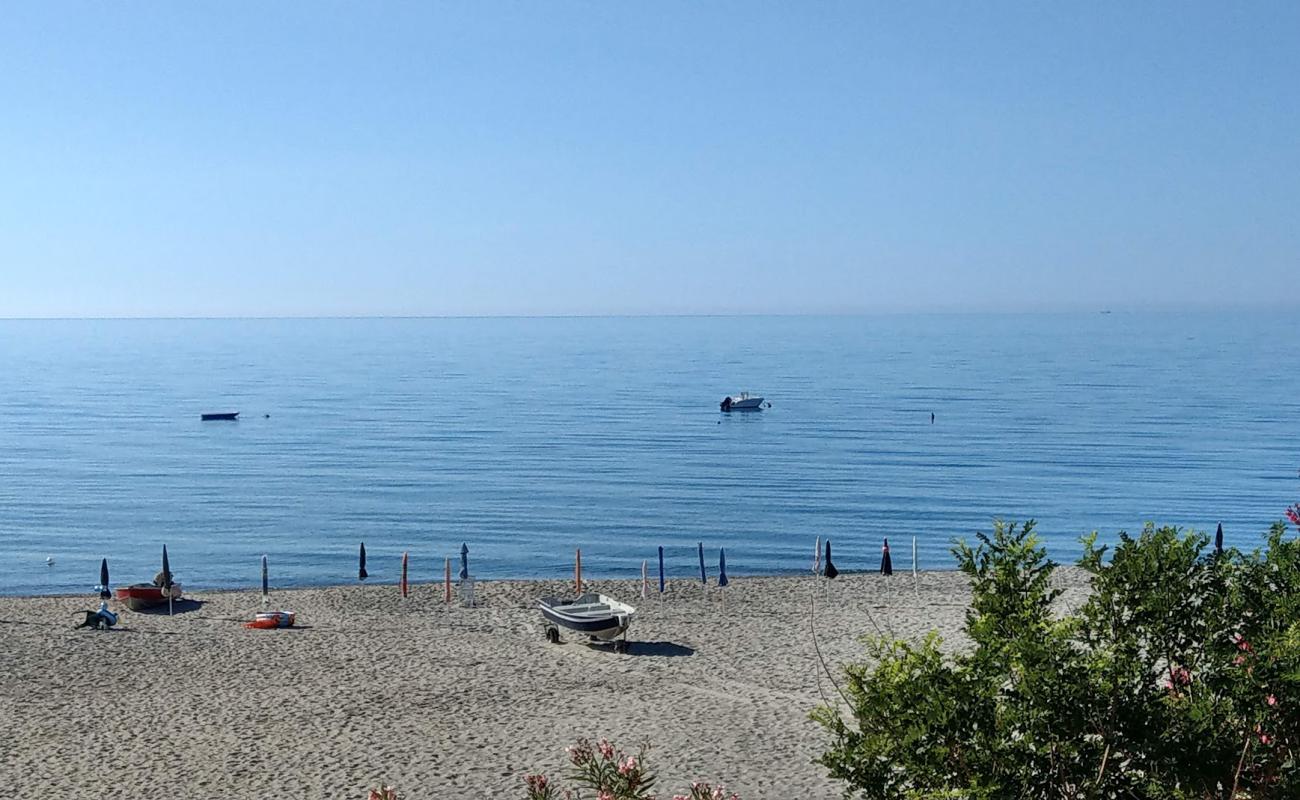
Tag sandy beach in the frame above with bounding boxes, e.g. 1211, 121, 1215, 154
0, 570, 1092, 799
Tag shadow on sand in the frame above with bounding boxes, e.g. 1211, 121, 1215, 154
131, 598, 206, 615
622, 640, 694, 657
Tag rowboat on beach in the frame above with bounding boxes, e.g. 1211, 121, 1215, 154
538, 593, 635, 652
115, 582, 183, 611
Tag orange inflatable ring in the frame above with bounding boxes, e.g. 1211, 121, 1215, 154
244, 610, 295, 629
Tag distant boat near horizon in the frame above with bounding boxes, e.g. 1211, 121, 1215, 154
201, 412, 239, 421
720, 392, 767, 412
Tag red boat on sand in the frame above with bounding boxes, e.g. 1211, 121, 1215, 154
115, 583, 183, 611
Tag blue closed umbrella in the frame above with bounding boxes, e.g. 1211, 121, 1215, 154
459, 543, 469, 580
358, 542, 368, 580
657, 546, 665, 594
261, 554, 269, 603
718, 549, 729, 588
824, 539, 838, 579
1215, 523, 1224, 557
99, 558, 110, 600
698, 542, 707, 584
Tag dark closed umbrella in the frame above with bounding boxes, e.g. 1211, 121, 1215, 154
459, 543, 469, 580
161, 544, 173, 616
698, 542, 707, 584
881, 539, 893, 576
99, 558, 110, 600
718, 548, 729, 588
1215, 523, 1224, 557
358, 542, 368, 580
401, 551, 409, 598
657, 546, 665, 594
824, 539, 838, 579
261, 554, 269, 603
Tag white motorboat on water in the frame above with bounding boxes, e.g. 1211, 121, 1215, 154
538, 593, 635, 652
720, 392, 767, 412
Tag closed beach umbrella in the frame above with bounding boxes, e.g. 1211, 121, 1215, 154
459, 543, 469, 580
824, 540, 838, 579
641, 560, 648, 599
575, 548, 582, 595
358, 542, 368, 580
657, 546, 665, 594
161, 544, 173, 616
99, 558, 110, 600
813, 536, 821, 575
1215, 523, 1224, 557
400, 552, 409, 598
698, 542, 707, 584
261, 554, 269, 604
881, 539, 893, 576
718, 548, 729, 588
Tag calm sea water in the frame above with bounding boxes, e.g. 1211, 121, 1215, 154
1, 314, 1297, 596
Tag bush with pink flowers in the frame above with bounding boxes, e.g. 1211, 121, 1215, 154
522, 738, 739, 800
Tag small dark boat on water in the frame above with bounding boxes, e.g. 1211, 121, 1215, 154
201, 412, 239, 421
115, 582, 183, 611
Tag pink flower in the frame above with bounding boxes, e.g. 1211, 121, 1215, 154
1234, 654, 1247, 667
1267, 694, 1278, 706
597, 740, 615, 760
618, 756, 638, 775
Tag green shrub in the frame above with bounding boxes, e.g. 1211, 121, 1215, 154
813, 520, 1299, 799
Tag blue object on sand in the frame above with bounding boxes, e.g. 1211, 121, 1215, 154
459, 543, 469, 580
657, 546, 665, 594
698, 542, 706, 584
718, 548, 729, 588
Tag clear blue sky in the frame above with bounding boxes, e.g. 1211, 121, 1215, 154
2, 2, 1296, 317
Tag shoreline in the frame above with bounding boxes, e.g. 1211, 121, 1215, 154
0, 566, 971, 601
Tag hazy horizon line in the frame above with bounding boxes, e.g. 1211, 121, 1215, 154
0, 304, 1285, 322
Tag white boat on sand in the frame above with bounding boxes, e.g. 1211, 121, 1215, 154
538, 593, 635, 652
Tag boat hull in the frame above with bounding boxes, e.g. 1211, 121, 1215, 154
201, 412, 239, 421
538, 593, 635, 641
720, 395, 764, 411
115, 583, 182, 611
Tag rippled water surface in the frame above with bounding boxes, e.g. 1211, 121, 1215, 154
2, 314, 1297, 595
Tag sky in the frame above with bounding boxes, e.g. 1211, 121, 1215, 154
1, 2, 1297, 318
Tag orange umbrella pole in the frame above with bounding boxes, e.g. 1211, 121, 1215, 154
444, 557, 451, 603
575, 548, 582, 594
400, 552, 409, 598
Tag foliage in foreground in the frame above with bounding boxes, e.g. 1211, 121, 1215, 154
813, 519, 1300, 799
524, 738, 740, 800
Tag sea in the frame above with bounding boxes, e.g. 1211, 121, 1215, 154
1, 313, 1297, 596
